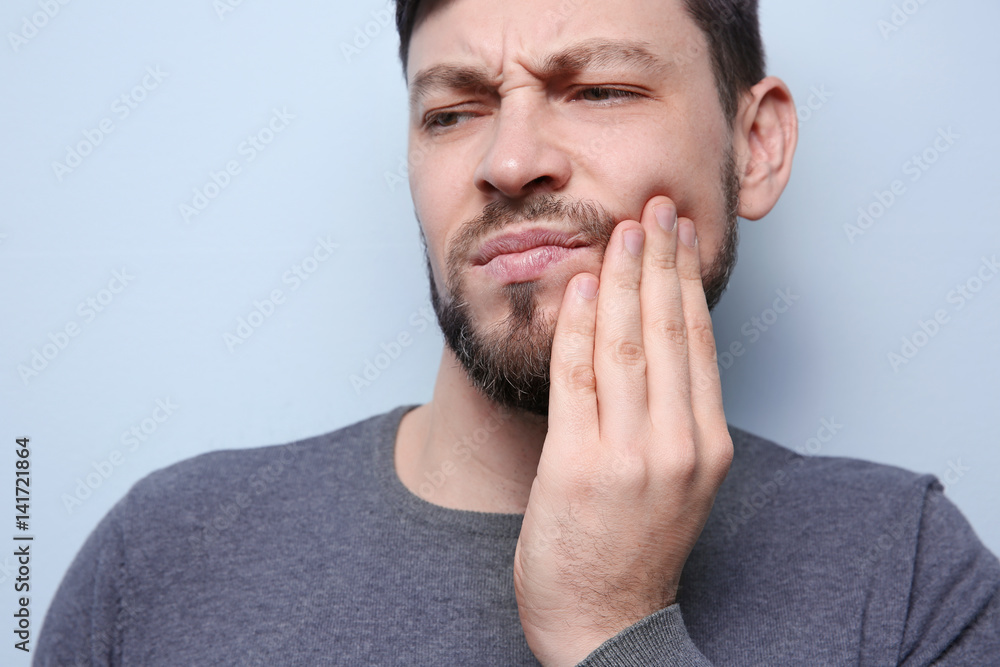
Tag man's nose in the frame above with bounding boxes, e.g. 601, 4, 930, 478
473, 100, 571, 199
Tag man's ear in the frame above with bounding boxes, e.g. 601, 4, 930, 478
732, 76, 798, 221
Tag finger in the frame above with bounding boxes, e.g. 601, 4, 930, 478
593, 220, 648, 439
637, 198, 693, 433
674, 217, 731, 471
546, 272, 601, 455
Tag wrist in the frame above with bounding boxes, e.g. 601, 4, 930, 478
528, 601, 678, 667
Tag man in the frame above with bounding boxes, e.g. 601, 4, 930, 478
36, 0, 999, 664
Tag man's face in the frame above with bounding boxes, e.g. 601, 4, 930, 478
407, 0, 741, 416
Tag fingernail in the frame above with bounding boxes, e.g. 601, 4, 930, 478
624, 228, 644, 256
576, 275, 598, 299
679, 219, 697, 248
654, 205, 676, 232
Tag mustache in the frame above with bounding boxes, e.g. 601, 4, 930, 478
447, 194, 621, 277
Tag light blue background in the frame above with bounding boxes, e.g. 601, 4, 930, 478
2, 0, 998, 663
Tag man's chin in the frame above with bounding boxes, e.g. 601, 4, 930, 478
433, 281, 557, 417
468, 284, 571, 330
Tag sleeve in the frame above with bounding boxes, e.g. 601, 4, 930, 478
575, 604, 713, 666
33, 499, 129, 667
897, 481, 1000, 666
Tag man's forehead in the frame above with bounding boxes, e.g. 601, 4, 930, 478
406, 0, 698, 87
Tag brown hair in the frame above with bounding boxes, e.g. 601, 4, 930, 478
393, 0, 766, 123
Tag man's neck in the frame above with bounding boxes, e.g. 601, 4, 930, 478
395, 349, 549, 514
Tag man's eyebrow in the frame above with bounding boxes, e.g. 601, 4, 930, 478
535, 38, 669, 80
408, 38, 670, 109
409, 64, 497, 110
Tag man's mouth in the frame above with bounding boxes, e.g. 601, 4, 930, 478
472, 228, 590, 265
472, 228, 592, 284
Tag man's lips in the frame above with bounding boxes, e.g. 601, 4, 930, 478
471, 228, 590, 266
470, 227, 595, 284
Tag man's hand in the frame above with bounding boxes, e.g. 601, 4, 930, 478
513, 195, 734, 666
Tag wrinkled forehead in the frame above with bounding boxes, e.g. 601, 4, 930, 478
407, 0, 703, 87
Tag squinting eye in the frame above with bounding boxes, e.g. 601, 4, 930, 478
423, 111, 474, 132
578, 87, 641, 103
429, 112, 458, 127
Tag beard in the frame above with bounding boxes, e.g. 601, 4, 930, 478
419, 147, 741, 418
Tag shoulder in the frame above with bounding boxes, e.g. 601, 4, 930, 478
724, 421, 934, 502
707, 423, 998, 598
108, 405, 412, 548
130, 406, 403, 498
717, 425, 1000, 661
715, 423, 943, 554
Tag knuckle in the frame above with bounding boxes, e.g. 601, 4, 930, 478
687, 318, 717, 350
670, 445, 699, 483
563, 318, 595, 341
678, 261, 706, 282
709, 436, 735, 480
647, 247, 677, 271
612, 272, 641, 292
564, 363, 597, 393
612, 339, 645, 365
690, 367, 717, 397
653, 318, 688, 347
650, 425, 699, 480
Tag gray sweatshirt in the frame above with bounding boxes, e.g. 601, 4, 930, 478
35, 404, 1000, 665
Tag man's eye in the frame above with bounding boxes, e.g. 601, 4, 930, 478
577, 87, 642, 104
423, 111, 475, 132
